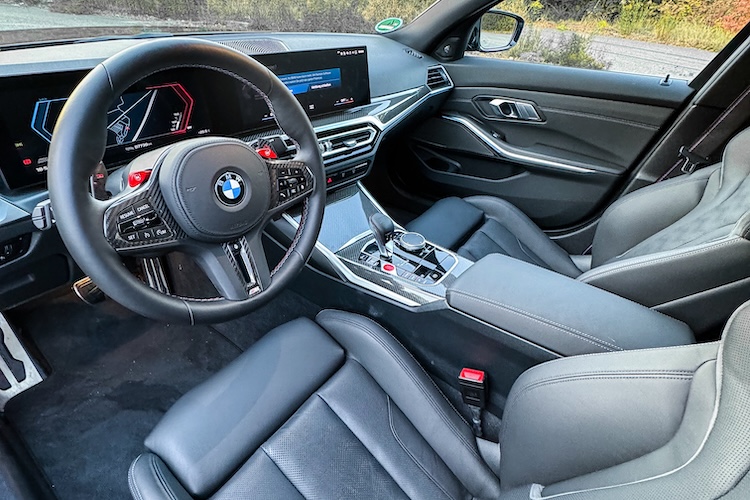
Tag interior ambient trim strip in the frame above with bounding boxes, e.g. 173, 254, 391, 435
440, 114, 599, 175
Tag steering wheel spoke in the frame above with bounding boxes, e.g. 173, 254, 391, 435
189, 230, 270, 301
102, 178, 182, 256
266, 159, 315, 217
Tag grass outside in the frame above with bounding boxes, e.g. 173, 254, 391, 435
500, 0, 747, 52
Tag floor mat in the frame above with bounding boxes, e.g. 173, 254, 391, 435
3, 289, 320, 499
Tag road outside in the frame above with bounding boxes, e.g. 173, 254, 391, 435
543, 29, 715, 79
0, 2, 717, 80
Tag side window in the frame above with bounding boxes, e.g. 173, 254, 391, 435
472, 0, 750, 80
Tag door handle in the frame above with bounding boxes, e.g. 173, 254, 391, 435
489, 98, 543, 122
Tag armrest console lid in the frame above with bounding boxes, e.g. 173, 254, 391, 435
446, 254, 694, 356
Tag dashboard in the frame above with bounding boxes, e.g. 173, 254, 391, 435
0, 46, 370, 190
0, 32, 453, 310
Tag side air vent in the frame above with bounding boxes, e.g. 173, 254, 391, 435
404, 48, 424, 59
219, 38, 288, 54
426, 66, 451, 90
318, 125, 378, 164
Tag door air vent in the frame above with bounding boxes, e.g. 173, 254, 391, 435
426, 66, 451, 90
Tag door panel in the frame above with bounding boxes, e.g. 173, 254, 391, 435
399, 57, 693, 230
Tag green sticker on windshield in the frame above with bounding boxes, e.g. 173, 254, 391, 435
375, 18, 404, 33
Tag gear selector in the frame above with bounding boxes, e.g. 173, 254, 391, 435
361, 215, 457, 286
368, 213, 394, 261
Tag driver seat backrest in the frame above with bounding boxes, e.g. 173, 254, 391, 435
500, 300, 750, 500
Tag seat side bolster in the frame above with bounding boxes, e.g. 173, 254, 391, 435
465, 195, 582, 277
499, 342, 720, 490
315, 309, 502, 500
591, 167, 716, 267
579, 237, 750, 332
129, 454, 193, 500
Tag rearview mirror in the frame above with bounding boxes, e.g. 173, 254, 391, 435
468, 9, 525, 52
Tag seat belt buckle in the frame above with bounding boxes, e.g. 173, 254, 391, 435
679, 146, 708, 175
459, 368, 487, 438
459, 368, 487, 407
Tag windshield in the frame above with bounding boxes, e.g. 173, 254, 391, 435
0, 0, 437, 46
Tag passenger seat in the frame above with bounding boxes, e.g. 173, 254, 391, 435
407, 127, 750, 334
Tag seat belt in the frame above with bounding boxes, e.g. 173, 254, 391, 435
658, 84, 750, 181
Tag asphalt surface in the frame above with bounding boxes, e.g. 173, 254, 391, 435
0, 2, 718, 79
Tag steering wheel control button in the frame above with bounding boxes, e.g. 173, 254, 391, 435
128, 169, 152, 188
275, 166, 310, 206
215, 171, 246, 206
133, 201, 153, 214
113, 201, 170, 245
117, 206, 137, 223
153, 226, 172, 238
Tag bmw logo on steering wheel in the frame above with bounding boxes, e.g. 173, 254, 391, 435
215, 171, 246, 206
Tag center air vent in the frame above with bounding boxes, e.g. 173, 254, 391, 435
426, 66, 451, 90
318, 125, 378, 164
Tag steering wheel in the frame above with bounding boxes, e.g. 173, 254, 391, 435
47, 39, 326, 324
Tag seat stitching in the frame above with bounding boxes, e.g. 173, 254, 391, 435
128, 455, 145, 500
450, 290, 620, 351
323, 315, 484, 462
314, 393, 413, 498
515, 342, 719, 384
580, 238, 740, 282
149, 454, 179, 500
515, 237, 553, 269
505, 370, 696, 426
259, 447, 309, 500
387, 395, 457, 500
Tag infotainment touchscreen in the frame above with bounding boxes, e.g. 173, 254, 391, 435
0, 46, 370, 190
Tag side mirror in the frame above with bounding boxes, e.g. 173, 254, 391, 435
468, 9, 525, 52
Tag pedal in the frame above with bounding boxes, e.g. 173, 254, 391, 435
72, 276, 106, 305
0, 313, 44, 409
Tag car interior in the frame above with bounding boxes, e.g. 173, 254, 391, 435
1, 0, 750, 498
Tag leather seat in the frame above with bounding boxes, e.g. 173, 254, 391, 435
408, 128, 750, 333
131, 307, 750, 499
